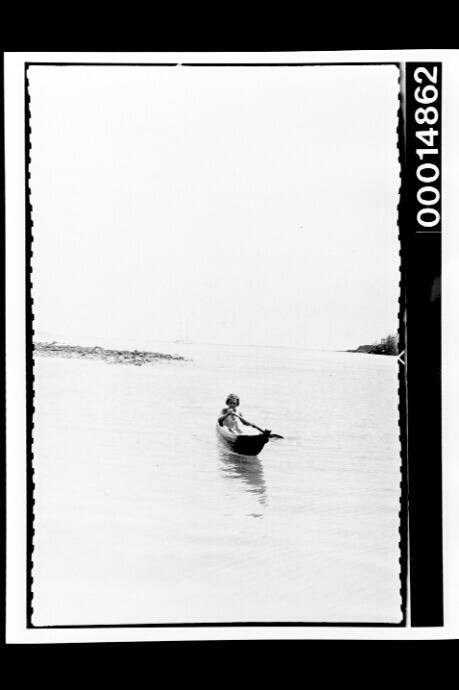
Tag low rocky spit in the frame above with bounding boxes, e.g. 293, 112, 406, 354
34, 342, 187, 366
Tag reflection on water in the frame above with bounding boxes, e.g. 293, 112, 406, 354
218, 446, 267, 509
33, 342, 401, 624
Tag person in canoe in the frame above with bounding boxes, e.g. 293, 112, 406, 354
218, 394, 257, 435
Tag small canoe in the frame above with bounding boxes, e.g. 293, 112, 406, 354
216, 423, 271, 456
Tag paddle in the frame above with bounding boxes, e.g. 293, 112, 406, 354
233, 413, 284, 439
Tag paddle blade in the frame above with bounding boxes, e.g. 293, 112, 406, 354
269, 433, 283, 439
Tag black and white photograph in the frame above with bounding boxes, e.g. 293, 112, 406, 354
4, 50, 457, 642
27, 60, 402, 626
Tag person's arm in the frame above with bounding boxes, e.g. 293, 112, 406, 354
233, 412, 265, 433
233, 412, 255, 428
218, 408, 232, 426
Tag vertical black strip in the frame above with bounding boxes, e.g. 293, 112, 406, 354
397, 64, 408, 627
24, 65, 34, 627
1, 53, 6, 644
404, 62, 443, 626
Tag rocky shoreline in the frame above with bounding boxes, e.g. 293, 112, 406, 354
345, 334, 398, 356
34, 342, 187, 366
345, 345, 395, 355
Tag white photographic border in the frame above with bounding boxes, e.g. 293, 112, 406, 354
5, 49, 459, 643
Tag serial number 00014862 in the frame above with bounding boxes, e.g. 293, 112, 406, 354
413, 66, 440, 229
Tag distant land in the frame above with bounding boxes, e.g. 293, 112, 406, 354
34, 342, 187, 366
346, 334, 398, 356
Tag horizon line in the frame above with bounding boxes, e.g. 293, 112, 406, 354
32, 333, 396, 354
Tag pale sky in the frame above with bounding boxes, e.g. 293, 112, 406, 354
29, 64, 400, 350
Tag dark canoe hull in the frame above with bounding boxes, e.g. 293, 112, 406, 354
216, 423, 270, 456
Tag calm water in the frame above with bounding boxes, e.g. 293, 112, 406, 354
32, 341, 402, 624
